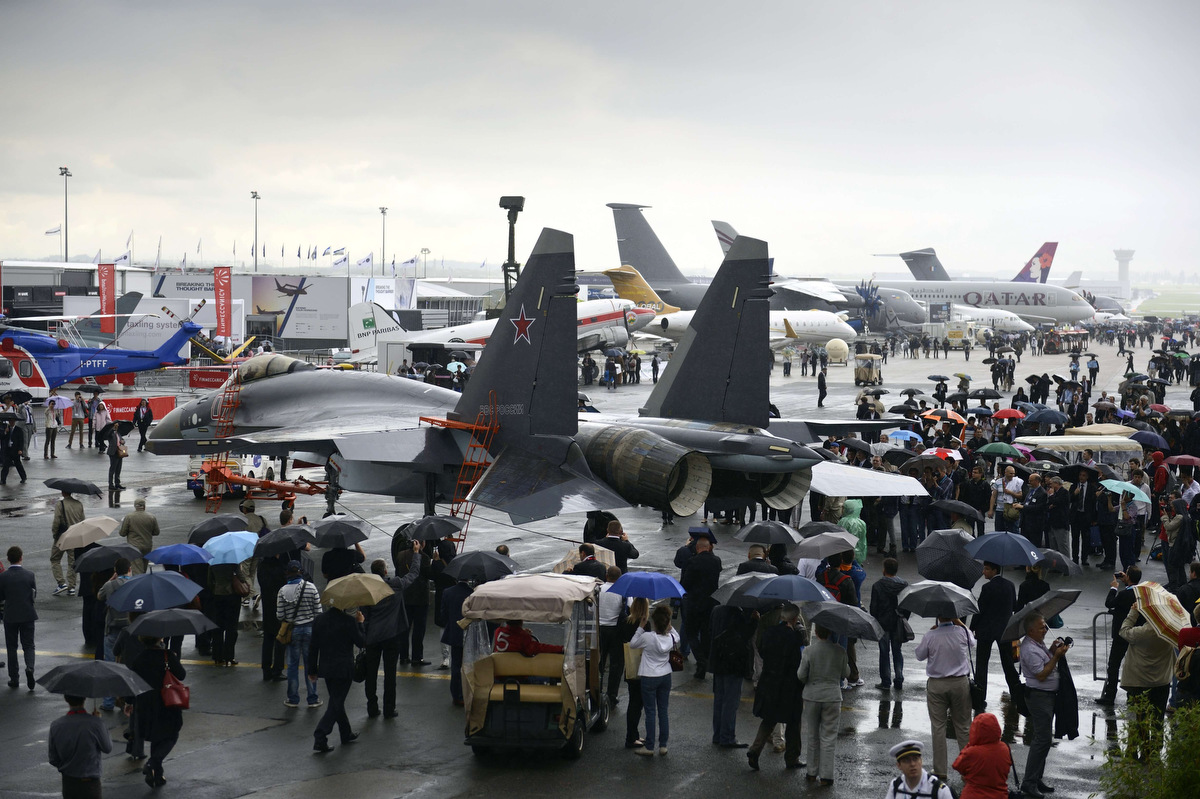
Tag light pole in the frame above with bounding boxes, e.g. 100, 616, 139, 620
420, 247, 431, 279
379, 207, 387, 278
59, 167, 71, 262
250, 191, 260, 272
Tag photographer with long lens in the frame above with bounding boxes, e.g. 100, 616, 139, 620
1018, 613, 1072, 798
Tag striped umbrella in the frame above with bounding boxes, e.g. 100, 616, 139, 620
1133, 582, 1190, 645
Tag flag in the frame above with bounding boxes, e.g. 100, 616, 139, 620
92, 250, 101, 264
262, 244, 265, 257
126, 230, 133, 248
400, 254, 418, 266
181, 253, 187, 268
479, 258, 487, 269
333, 247, 345, 255
322, 246, 331, 256
113, 251, 131, 266
297, 245, 301, 259
356, 253, 373, 268
333, 254, 348, 267
281, 244, 284, 258
196, 239, 202, 254
391, 256, 396, 277
45, 225, 61, 235
233, 241, 236, 256
155, 236, 161, 270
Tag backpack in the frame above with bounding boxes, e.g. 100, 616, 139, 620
890, 774, 957, 799
1176, 645, 1200, 698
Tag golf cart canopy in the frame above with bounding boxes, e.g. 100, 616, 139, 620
462, 573, 600, 624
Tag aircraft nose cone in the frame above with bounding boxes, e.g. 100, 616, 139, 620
150, 406, 182, 441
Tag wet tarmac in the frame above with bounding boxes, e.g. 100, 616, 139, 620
0, 339, 1186, 797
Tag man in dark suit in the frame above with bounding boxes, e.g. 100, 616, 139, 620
567, 543, 608, 581
0, 419, 27, 484
307, 605, 365, 752
0, 546, 37, 689
1097, 565, 1141, 706
970, 561, 1020, 709
1020, 473, 1050, 548
440, 578, 473, 707
817, 369, 828, 408
1071, 470, 1099, 566
595, 521, 639, 573
681, 534, 723, 679
736, 546, 779, 576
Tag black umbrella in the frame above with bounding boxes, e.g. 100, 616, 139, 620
1026, 409, 1069, 425
74, 542, 144, 573
838, 437, 872, 455
814, 447, 841, 461
904, 454, 957, 472
883, 448, 919, 467
127, 608, 218, 638
888, 404, 919, 414
441, 550, 518, 583
982, 357, 998, 365
1059, 463, 1101, 484
932, 499, 983, 523
928, 375, 950, 381
1037, 548, 1082, 577
603, 348, 625, 358
1095, 463, 1120, 481
797, 520, 846, 538
1, 389, 33, 404
711, 574, 776, 608
862, 388, 890, 397
898, 580, 979, 618
733, 520, 802, 545
107, 571, 202, 612
1029, 448, 1067, 465
969, 388, 1002, 400
1025, 460, 1061, 474
1024, 374, 1040, 384
1001, 589, 1082, 641
403, 514, 466, 541
188, 514, 251, 546
945, 391, 970, 404
899, 388, 925, 397
313, 516, 371, 548
1124, 419, 1152, 431
37, 660, 152, 698
254, 525, 317, 557
75, 385, 106, 395
43, 477, 103, 497
916, 529, 984, 589
804, 603, 885, 641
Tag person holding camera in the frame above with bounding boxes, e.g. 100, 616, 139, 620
1098, 566, 1140, 706
1018, 613, 1071, 798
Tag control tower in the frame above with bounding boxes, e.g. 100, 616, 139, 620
1114, 249, 1134, 300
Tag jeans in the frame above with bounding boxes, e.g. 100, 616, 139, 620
711, 673, 743, 744
803, 700, 841, 780
1022, 688, 1056, 791
286, 623, 319, 705
1098, 523, 1117, 565
625, 677, 645, 745
899, 505, 919, 550
1117, 530, 1136, 571
640, 674, 671, 748
878, 633, 904, 687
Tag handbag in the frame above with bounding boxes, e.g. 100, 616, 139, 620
963, 628, 985, 712
668, 648, 684, 672
276, 580, 305, 645
160, 651, 190, 709
353, 648, 368, 683
897, 616, 915, 643
623, 643, 643, 680
1003, 743, 1025, 799
231, 573, 251, 598
117, 443, 128, 458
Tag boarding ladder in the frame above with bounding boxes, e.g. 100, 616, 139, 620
203, 371, 243, 513
419, 391, 500, 552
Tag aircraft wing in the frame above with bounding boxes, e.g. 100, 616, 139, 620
147, 414, 438, 457
773, 280, 848, 306
810, 461, 928, 497
768, 418, 907, 443
467, 440, 629, 524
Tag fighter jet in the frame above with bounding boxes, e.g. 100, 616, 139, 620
274, 278, 308, 297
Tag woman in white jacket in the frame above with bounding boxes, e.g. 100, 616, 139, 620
630, 604, 679, 757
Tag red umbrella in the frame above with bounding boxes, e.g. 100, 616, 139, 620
1149, 403, 1170, 413
929, 447, 962, 461
1165, 455, 1200, 467
993, 408, 1025, 420
923, 409, 966, 425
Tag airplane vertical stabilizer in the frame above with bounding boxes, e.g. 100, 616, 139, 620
347, 302, 407, 362
608, 203, 690, 284
1012, 242, 1057, 283
640, 236, 772, 427
450, 228, 579, 442
898, 248, 950, 280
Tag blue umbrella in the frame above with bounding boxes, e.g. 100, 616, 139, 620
1100, 479, 1151, 504
743, 574, 834, 604
963, 531, 1042, 568
888, 430, 923, 442
202, 531, 259, 565
107, 571, 202, 612
1026, 408, 1068, 425
1115, 409, 1136, 419
610, 571, 685, 600
966, 407, 993, 417
146, 543, 213, 566
1129, 430, 1168, 450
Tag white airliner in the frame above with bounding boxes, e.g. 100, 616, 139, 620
878, 279, 1094, 325
951, 305, 1034, 333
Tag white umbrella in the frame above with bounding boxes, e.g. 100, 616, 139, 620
57, 516, 120, 549
46, 395, 73, 410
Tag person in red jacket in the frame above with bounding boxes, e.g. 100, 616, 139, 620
492, 620, 563, 657
952, 712, 1013, 799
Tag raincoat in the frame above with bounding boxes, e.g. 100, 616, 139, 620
840, 499, 868, 564
952, 712, 1012, 799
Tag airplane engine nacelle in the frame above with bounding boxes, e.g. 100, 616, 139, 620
659, 316, 686, 334
578, 326, 630, 352
575, 425, 711, 516
755, 468, 812, 510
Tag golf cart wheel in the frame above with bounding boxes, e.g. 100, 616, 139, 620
562, 709, 585, 759
193, 489, 205, 499
471, 744, 491, 757
591, 694, 610, 733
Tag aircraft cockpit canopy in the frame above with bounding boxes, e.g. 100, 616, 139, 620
236, 353, 316, 384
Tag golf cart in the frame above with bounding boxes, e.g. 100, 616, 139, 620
460, 573, 609, 759
853, 353, 883, 386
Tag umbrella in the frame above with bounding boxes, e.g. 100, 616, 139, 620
931, 499, 983, 522
797, 520, 846, 538
610, 571, 686, 600
188, 514, 251, 546
888, 404, 919, 414
0, 389, 33, 404
923, 409, 966, 424
929, 448, 962, 461
927, 374, 950, 382
1124, 420, 1152, 431
839, 437, 873, 455
1024, 374, 1040, 384
916, 529, 983, 589
1036, 548, 1082, 577
1025, 460, 1061, 473
400, 514, 464, 542
795, 531, 859, 560
74, 542, 145, 573
899, 388, 925, 397
993, 408, 1025, 420
603, 348, 625, 358
904, 453, 958, 472
441, 550, 518, 583
1149, 403, 1170, 413
107, 571, 202, 612
862, 388, 890, 396
36, 661, 152, 698
1147, 378, 1170, 386
1132, 582, 1190, 646
323, 573, 395, 609
43, 477, 103, 497
1129, 430, 1168, 450
711, 574, 775, 608
963, 531, 1042, 568
1166, 455, 1200, 467
976, 442, 1021, 458
255, 525, 317, 557
552, 546, 616, 573
46, 395, 73, 410
966, 407, 993, 417
898, 580, 979, 618
944, 391, 970, 405
1001, 589, 1083, 641
203, 531, 259, 564
1026, 409, 1068, 426
743, 574, 834, 604
1059, 463, 1101, 484
954, 373, 973, 381
313, 516, 372, 548
146, 543, 212, 567
446, 360, 466, 374
734, 520, 802, 545
804, 603, 884, 641
56, 516, 120, 549
1029, 448, 1067, 465
888, 430, 923, 442
75, 385, 106, 395
1114, 409, 1136, 419
1093, 401, 1118, 411
883, 448, 919, 467
969, 388, 1002, 400
127, 608, 218, 638
982, 357, 998, 365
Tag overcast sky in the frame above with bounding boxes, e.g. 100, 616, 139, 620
2, 1, 1197, 280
